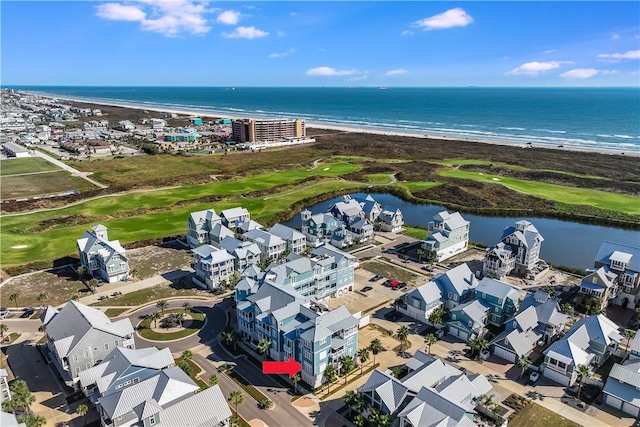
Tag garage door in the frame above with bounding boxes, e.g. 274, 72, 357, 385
543, 368, 570, 386
605, 394, 623, 411
449, 327, 468, 341
493, 346, 516, 363
622, 402, 640, 417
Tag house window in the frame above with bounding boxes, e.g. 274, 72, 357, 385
453, 294, 458, 301
72, 354, 78, 362
452, 314, 457, 320
592, 277, 598, 284
448, 292, 452, 299
150, 416, 156, 425
83, 350, 89, 358
115, 340, 119, 347
86, 363, 91, 369
75, 367, 81, 376
133, 378, 139, 384
104, 343, 109, 351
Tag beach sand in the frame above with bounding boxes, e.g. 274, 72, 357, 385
36, 93, 637, 157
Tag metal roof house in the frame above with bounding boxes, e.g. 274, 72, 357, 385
77, 225, 130, 283
422, 210, 470, 262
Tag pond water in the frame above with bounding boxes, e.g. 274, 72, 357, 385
283, 193, 640, 270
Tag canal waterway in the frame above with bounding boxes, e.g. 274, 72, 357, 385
284, 193, 640, 270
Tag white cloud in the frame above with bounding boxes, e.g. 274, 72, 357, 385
96, 3, 146, 21
269, 48, 296, 58
401, 30, 414, 36
95, 1, 211, 36
611, 33, 621, 40
415, 8, 473, 30
306, 67, 356, 76
597, 49, 640, 61
560, 68, 618, 79
506, 61, 568, 76
217, 10, 240, 25
541, 49, 557, 54
385, 69, 408, 76
223, 26, 269, 39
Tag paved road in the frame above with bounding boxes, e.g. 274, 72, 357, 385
33, 149, 107, 188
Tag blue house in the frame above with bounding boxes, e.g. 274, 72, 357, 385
433, 263, 479, 310
475, 278, 521, 326
446, 299, 490, 341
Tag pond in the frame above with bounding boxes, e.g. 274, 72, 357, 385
284, 193, 640, 270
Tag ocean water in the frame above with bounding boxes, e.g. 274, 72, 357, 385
16, 86, 640, 153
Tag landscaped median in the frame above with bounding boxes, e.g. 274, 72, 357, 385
136, 308, 205, 341
218, 363, 275, 410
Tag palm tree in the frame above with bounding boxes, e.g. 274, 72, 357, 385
174, 311, 186, 327
624, 329, 637, 352
340, 355, 355, 384
344, 390, 357, 417
0, 324, 8, 341
416, 248, 427, 262
396, 325, 410, 353
77, 266, 86, 279
148, 311, 160, 329
517, 355, 531, 380
257, 338, 271, 360
369, 339, 384, 366
353, 414, 366, 427
182, 301, 192, 315
181, 350, 193, 360
354, 392, 370, 414
156, 300, 169, 316
19, 414, 46, 427
469, 336, 489, 359
369, 408, 382, 426
424, 333, 438, 354
209, 374, 219, 385
377, 413, 391, 427
221, 329, 237, 351
428, 306, 446, 325
77, 403, 88, 426
37, 293, 47, 309
228, 390, 244, 423
357, 348, 370, 375
292, 373, 301, 395
323, 365, 337, 395
576, 364, 591, 400
9, 293, 19, 309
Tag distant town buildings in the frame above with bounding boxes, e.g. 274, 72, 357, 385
1, 141, 30, 158
77, 225, 130, 283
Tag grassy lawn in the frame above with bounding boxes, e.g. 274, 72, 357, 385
2, 333, 21, 345
403, 226, 428, 240
438, 169, 640, 215
0, 267, 89, 307
137, 308, 205, 341
509, 402, 580, 427
398, 181, 442, 192
1, 176, 363, 267
0, 157, 60, 175
92, 283, 211, 307
361, 260, 422, 285
1, 171, 98, 200
365, 173, 394, 184
104, 308, 130, 318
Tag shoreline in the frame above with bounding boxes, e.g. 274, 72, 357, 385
26, 91, 638, 157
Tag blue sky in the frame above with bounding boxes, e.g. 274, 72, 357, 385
2, 1, 639, 86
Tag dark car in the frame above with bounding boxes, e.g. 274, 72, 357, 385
369, 274, 383, 282
21, 307, 35, 318
362, 286, 373, 292
422, 265, 434, 272
397, 282, 407, 289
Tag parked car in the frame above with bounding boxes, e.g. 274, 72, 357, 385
388, 280, 402, 289
421, 265, 434, 272
362, 286, 373, 292
21, 307, 35, 318
480, 349, 491, 360
397, 282, 407, 289
111, 291, 123, 297
97, 295, 109, 301
370, 274, 384, 282
0, 307, 8, 319
529, 372, 540, 383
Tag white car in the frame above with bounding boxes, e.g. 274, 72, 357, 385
0, 307, 8, 319
435, 329, 445, 338
529, 372, 540, 383
480, 349, 491, 360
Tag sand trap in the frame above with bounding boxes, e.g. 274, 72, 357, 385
492, 178, 500, 181
323, 167, 330, 171
11, 245, 28, 249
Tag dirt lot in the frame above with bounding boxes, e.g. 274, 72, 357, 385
126, 240, 193, 280
1, 170, 98, 200
1, 266, 89, 307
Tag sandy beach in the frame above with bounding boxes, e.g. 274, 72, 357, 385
36, 92, 637, 157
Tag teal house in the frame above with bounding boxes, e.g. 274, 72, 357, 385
476, 278, 521, 326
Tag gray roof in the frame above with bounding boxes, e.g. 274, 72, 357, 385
188, 209, 220, 232
45, 301, 134, 358
402, 356, 459, 393
159, 385, 231, 427
311, 243, 355, 262
300, 305, 358, 342
609, 361, 640, 388
477, 278, 519, 302
544, 314, 622, 366
398, 387, 475, 427
631, 330, 640, 355
519, 292, 568, 328
435, 263, 478, 297
580, 267, 617, 290
594, 241, 640, 273
406, 281, 443, 307
405, 349, 437, 371
220, 207, 249, 221
433, 210, 469, 230
237, 219, 263, 233
98, 366, 198, 419
0, 412, 26, 427
247, 281, 306, 316
192, 245, 235, 265
500, 221, 544, 248
450, 299, 490, 325
269, 223, 305, 241
358, 370, 409, 414
244, 229, 286, 248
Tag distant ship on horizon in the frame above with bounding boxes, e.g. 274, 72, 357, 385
377, 86, 388, 90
